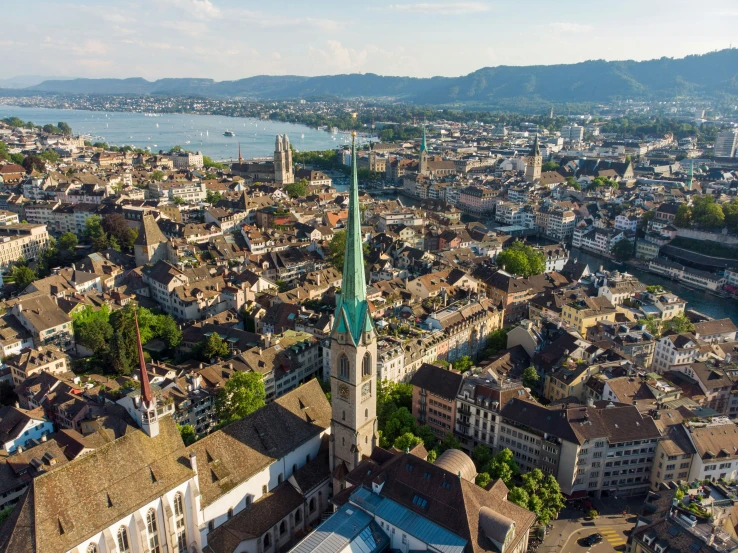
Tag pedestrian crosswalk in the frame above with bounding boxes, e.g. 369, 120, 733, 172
599, 527, 626, 548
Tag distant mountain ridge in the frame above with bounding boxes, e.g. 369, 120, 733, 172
23, 49, 738, 106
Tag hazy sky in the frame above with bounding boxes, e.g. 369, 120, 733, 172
3, 0, 737, 80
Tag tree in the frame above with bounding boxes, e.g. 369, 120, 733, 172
102, 213, 137, 250
507, 486, 530, 508
203, 156, 226, 170
565, 176, 581, 190
109, 331, 132, 376
482, 448, 519, 487
156, 315, 182, 349
638, 210, 656, 232
723, 199, 738, 233
496, 242, 546, 277
510, 470, 565, 526
38, 150, 60, 164
700, 203, 725, 229
57, 232, 78, 253
178, 424, 196, 446
58, 122, 72, 135
329, 229, 347, 269
643, 315, 662, 337
393, 432, 424, 452
196, 332, 230, 361
522, 366, 540, 390
435, 433, 462, 455
11, 264, 36, 290
285, 178, 309, 198
382, 407, 416, 448
475, 472, 492, 488
215, 371, 266, 424
206, 190, 224, 205
472, 444, 494, 470
172, 196, 186, 205
76, 317, 114, 354
453, 356, 473, 372
22, 154, 45, 173
151, 170, 165, 182
663, 315, 695, 334
83, 215, 109, 251
541, 161, 560, 172
611, 239, 633, 262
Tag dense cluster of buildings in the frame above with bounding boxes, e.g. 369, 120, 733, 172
0, 113, 738, 553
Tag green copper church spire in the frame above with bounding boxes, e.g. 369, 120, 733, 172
420, 124, 427, 153
686, 160, 694, 190
333, 133, 373, 343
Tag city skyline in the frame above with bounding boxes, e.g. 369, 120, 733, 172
2, 0, 737, 81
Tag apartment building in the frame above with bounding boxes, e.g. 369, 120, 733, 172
166, 150, 204, 169
410, 363, 463, 439
6, 345, 69, 387
561, 295, 617, 335
715, 130, 738, 158
0, 224, 50, 270
652, 332, 700, 373
685, 418, 738, 483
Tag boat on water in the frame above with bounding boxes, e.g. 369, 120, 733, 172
223, 130, 235, 137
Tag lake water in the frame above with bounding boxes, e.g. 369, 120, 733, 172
0, 106, 366, 161
570, 248, 738, 324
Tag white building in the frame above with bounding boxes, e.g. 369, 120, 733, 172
651, 333, 700, 373
686, 419, 738, 483
715, 130, 738, 158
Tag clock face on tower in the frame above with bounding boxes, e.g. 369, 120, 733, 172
338, 383, 350, 400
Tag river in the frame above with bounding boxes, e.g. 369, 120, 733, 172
570, 248, 738, 324
0, 106, 368, 161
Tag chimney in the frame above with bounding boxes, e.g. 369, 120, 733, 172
189, 452, 198, 474
264, 333, 272, 349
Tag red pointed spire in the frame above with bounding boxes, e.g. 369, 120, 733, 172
135, 311, 153, 408
238, 142, 243, 163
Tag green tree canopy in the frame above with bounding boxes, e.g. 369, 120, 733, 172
496, 242, 546, 277
195, 332, 230, 361
453, 356, 473, 372
215, 371, 266, 425
611, 239, 633, 262
178, 424, 196, 446
285, 178, 309, 198
663, 314, 695, 334
83, 215, 110, 251
393, 432, 424, 452
522, 366, 540, 390
10, 264, 36, 290
57, 232, 78, 253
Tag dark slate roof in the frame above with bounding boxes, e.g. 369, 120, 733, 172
410, 363, 464, 400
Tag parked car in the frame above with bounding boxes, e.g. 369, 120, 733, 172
586, 533, 603, 546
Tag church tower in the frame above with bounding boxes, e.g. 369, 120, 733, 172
419, 125, 429, 176
329, 133, 377, 491
525, 134, 542, 183
686, 160, 694, 191
135, 312, 159, 438
274, 134, 294, 185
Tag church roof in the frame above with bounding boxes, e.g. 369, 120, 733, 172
134, 214, 166, 247
333, 136, 373, 343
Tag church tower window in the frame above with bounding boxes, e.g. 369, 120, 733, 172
362, 353, 372, 377
339, 355, 349, 379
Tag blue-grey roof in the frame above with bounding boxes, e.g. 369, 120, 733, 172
350, 487, 467, 553
290, 502, 388, 553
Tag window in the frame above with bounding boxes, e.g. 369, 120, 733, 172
339, 355, 349, 379
117, 528, 130, 553
227, 508, 234, 520
264, 532, 271, 549
363, 353, 372, 377
173, 493, 187, 552
279, 521, 286, 535
146, 509, 161, 553
208, 520, 214, 532
309, 497, 317, 513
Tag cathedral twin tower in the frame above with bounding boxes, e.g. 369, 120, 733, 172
329, 134, 378, 489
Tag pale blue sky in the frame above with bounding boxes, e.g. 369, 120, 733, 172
3, 0, 737, 80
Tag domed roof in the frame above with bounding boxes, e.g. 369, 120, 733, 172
479, 506, 515, 545
435, 448, 477, 482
